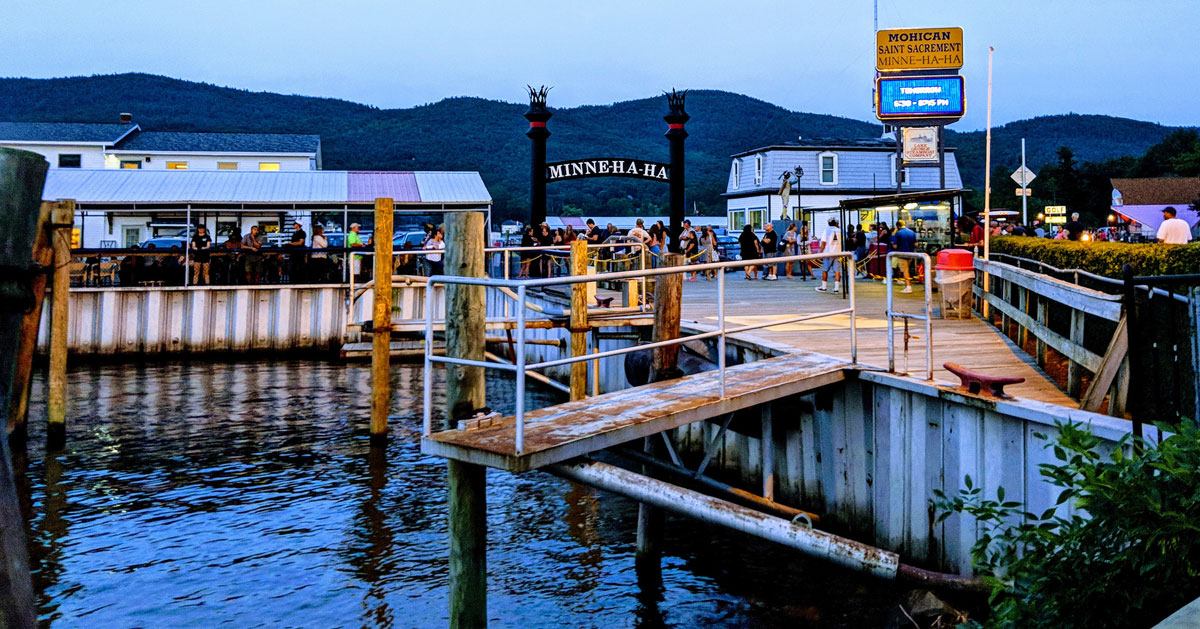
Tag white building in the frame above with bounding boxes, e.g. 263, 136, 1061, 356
724, 138, 962, 230
0, 115, 321, 172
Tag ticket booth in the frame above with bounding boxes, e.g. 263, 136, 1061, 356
838, 189, 964, 277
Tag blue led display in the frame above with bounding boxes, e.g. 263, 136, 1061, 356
876, 76, 965, 119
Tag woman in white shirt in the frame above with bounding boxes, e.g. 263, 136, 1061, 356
424, 229, 446, 275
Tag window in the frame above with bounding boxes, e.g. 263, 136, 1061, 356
818, 152, 837, 185
122, 227, 142, 248
166, 162, 188, 170
218, 162, 238, 170
120, 160, 141, 169
749, 209, 766, 229
754, 155, 763, 185
731, 159, 740, 189
730, 211, 747, 231
58, 154, 82, 168
258, 162, 280, 171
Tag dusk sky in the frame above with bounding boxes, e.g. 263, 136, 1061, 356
2, 0, 1196, 130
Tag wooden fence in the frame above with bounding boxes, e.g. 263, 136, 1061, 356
972, 258, 1130, 416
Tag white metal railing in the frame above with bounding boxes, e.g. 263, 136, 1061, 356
346, 241, 653, 328
422, 251, 856, 454
884, 252, 933, 380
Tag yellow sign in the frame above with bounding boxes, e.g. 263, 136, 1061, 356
876, 27, 964, 71
1044, 205, 1067, 215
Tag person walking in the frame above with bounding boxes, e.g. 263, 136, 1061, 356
760, 222, 779, 280
798, 220, 811, 280
518, 224, 535, 278
681, 220, 699, 280
190, 224, 212, 286
698, 226, 717, 280
891, 220, 918, 294
1157, 206, 1192, 244
647, 223, 663, 268
738, 225, 761, 280
853, 224, 868, 279
815, 218, 843, 293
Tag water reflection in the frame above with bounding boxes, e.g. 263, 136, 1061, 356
19, 360, 903, 628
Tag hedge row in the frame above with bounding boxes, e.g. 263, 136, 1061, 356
990, 236, 1200, 278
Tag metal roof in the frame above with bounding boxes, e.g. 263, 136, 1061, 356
0, 121, 139, 143
42, 169, 491, 205
112, 131, 321, 154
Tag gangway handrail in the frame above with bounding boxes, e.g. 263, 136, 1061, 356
423, 250, 857, 454
884, 252, 934, 380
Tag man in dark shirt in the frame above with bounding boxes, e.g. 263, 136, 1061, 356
891, 220, 918, 293
190, 225, 212, 285
1065, 213, 1084, 241
761, 223, 779, 280
287, 221, 307, 283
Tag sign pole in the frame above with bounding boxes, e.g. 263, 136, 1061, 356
525, 86, 552, 227
1020, 138, 1028, 226
664, 90, 689, 254
982, 46, 994, 317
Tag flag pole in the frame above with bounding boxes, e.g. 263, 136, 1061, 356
982, 46, 994, 317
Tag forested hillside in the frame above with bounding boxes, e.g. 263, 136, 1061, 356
0, 73, 1191, 222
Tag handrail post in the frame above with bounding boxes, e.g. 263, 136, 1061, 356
886, 252, 895, 373
717, 267, 726, 398
423, 278, 434, 437
515, 284, 527, 454
848, 253, 857, 364
923, 253, 933, 381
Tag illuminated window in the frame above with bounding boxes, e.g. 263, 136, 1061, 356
258, 162, 280, 171
218, 162, 238, 170
120, 160, 141, 169
754, 155, 763, 185
167, 162, 188, 170
818, 152, 838, 185
749, 209, 765, 229
730, 211, 746, 231
58, 154, 81, 168
731, 160, 740, 189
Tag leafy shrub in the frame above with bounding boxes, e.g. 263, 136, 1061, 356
991, 236, 1200, 278
934, 420, 1200, 628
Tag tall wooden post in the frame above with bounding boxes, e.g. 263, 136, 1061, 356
444, 211, 487, 629
664, 90, 689, 253
7, 202, 53, 441
370, 197, 394, 446
0, 147, 48, 629
47, 200, 73, 449
569, 240, 589, 400
1067, 309, 1085, 399
638, 252, 684, 569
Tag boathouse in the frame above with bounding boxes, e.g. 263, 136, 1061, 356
724, 137, 963, 231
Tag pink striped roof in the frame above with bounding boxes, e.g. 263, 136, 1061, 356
348, 171, 420, 202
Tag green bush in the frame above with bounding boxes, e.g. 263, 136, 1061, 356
934, 420, 1200, 628
991, 236, 1200, 278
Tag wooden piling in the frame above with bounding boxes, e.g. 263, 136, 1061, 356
650, 252, 684, 381
0, 147, 49, 629
444, 211, 488, 629
370, 197, 394, 445
46, 200, 73, 448
7, 202, 53, 440
569, 240, 588, 400
1036, 298, 1047, 368
1067, 309, 1085, 399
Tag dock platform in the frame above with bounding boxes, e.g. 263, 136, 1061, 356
421, 351, 851, 472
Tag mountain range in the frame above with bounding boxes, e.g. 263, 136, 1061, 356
0, 73, 1189, 220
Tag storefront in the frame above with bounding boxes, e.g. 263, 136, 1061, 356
839, 189, 963, 251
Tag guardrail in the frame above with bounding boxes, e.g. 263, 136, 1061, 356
422, 251, 856, 453
885, 252, 933, 380
69, 246, 352, 287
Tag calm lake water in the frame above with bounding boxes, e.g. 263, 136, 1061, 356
20, 360, 904, 628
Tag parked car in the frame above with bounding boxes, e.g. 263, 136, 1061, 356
139, 237, 187, 250
393, 231, 428, 249
715, 235, 741, 261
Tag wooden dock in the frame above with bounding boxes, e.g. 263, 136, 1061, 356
421, 351, 852, 472
678, 275, 1078, 407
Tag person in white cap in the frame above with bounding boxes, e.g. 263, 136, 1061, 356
816, 218, 843, 293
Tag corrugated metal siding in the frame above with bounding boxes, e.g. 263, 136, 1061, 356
42, 169, 491, 204
413, 172, 492, 204
348, 171, 420, 202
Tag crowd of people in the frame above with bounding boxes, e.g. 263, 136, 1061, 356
959, 206, 1192, 245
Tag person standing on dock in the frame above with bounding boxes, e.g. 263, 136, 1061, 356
891, 220, 917, 294
815, 218, 842, 293
190, 224, 212, 286
424, 228, 446, 275
287, 221, 307, 284
760, 222, 779, 281
738, 225, 761, 280
347, 223, 365, 279
244, 225, 264, 284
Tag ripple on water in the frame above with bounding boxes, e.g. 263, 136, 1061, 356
22, 360, 905, 628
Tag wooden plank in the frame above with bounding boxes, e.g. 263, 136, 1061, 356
1067, 309, 1086, 399
909, 393, 940, 562
1109, 357, 1129, 418
975, 285, 1102, 372
1017, 286, 1029, 347
423, 352, 851, 472
874, 383, 906, 550
798, 393, 821, 505
1081, 316, 1128, 412
975, 259, 1123, 321
941, 403, 983, 574
1036, 297, 1048, 367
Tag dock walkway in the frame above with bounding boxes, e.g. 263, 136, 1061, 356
678, 274, 1077, 406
